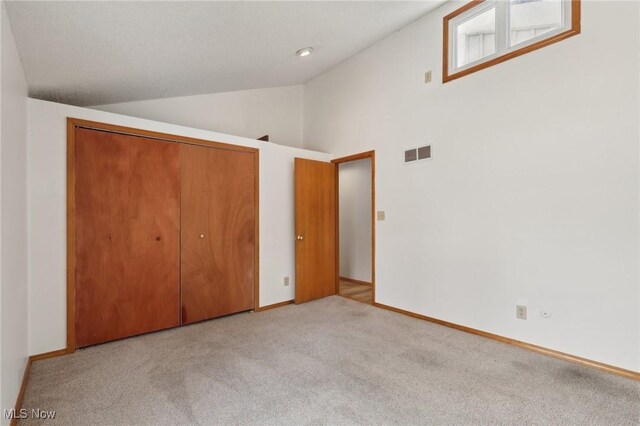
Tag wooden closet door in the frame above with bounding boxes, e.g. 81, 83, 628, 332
180, 144, 256, 324
74, 128, 180, 348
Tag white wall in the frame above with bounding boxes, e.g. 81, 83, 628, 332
27, 99, 329, 356
0, 2, 28, 420
339, 159, 372, 282
93, 85, 304, 148
304, 1, 640, 372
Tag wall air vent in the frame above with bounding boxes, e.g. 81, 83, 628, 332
405, 148, 417, 163
405, 145, 432, 164
418, 145, 431, 160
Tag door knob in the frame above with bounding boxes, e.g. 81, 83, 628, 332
199, 234, 205, 239
296, 235, 304, 240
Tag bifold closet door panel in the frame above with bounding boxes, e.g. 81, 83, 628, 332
74, 128, 181, 347
180, 144, 255, 324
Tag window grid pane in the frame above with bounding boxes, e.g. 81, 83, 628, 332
456, 6, 497, 68
509, 0, 564, 47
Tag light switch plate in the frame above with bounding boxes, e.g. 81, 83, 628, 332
377, 211, 386, 221
424, 70, 432, 83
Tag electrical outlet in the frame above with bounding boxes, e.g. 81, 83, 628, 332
424, 70, 432, 83
377, 211, 386, 221
540, 310, 551, 319
283, 276, 290, 286
516, 305, 527, 320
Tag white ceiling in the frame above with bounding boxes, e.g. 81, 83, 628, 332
5, 1, 446, 106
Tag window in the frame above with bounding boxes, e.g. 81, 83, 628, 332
457, 5, 496, 67
443, 0, 580, 82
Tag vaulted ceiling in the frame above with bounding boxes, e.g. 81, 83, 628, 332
5, 1, 446, 106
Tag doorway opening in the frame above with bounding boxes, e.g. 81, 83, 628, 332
333, 151, 375, 304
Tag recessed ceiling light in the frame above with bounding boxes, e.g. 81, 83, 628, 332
296, 47, 313, 57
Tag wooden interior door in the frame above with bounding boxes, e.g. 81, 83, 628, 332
74, 128, 180, 348
294, 158, 337, 303
180, 144, 256, 324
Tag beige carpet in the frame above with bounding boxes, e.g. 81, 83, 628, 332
21, 296, 639, 425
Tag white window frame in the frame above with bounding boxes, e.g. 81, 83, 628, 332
449, 1, 501, 74
443, 0, 579, 82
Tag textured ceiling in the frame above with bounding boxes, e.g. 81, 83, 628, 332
5, 1, 445, 106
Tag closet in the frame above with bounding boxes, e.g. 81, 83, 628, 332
180, 144, 256, 324
71, 121, 257, 348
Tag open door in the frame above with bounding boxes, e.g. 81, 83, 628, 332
294, 158, 337, 304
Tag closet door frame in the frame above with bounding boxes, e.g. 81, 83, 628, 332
66, 117, 260, 353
